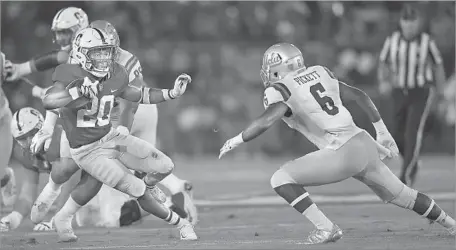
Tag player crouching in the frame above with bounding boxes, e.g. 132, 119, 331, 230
219, 43, 456, 244
0, 107, 52, 231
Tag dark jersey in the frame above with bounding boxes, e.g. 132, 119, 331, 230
52, 63, 129, 148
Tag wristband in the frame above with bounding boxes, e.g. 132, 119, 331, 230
232, 132, 245, 145
162, 89, 175, 101
373, 119, 388, 134
68, 87, 81, 100
141, 87, 151, 104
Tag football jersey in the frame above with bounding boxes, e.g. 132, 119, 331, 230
53, 63, 129, 148
263, 65, 362, 150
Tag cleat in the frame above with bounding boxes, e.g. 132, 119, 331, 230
33, 217, 55, 231
147, 185, 167, 204
1, 167, 17, 207
303, 224, 343, 245
170, 181, 198, 225
0, 220, 11, 232
31, 183, 61, 223
448, 226, 456, 236
179, 222, 198, 241
54, 212, 77, 243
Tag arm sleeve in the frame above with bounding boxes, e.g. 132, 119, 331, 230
32, 50, 68, 71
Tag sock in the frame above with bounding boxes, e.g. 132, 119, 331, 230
0, 174, 10, 188
4, 211, 23, 230
160, 174, 184, 195
164, 209, 186, 227
48, 175, 63, 192
58, 196, 81, 219
413, 192, 456, 228
274, 184, 334, 230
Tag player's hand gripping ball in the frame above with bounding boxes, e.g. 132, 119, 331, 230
170, 73, 191, 98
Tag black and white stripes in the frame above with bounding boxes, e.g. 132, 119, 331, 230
380, 31, 442, 89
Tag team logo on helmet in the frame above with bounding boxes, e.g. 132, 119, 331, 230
264, 52, 282, 67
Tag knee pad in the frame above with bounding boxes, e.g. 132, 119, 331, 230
388, 185, 418, 209
270, 169, 296, 189
143, 156, 174, 186
115, 174, 146, 198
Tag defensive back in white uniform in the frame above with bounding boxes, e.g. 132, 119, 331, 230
219, 42, 456, 245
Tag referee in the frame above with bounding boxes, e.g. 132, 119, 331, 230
377, 5, 446, 187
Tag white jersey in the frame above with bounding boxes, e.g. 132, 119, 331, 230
263, 65, 362, 150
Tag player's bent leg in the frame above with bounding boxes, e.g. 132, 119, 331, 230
115, 133, 174, 203
31, 158, 79, 224
354, 158, 456, 234
1, 166, 39, 231
270, 132, 374, 244
115, 174, 197, 240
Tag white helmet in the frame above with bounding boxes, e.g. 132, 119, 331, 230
51, 7, 89, 51
260, 43, 305, 87
11, 107, 44, 149
72, 27, 117, 77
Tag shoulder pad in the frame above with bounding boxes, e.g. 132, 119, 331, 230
314, 65, 337, 80
269, 82, 291, 102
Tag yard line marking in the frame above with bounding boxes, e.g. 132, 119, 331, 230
7, 223, 296, 237
194, 191, 456, 207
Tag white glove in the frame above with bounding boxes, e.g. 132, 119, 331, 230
373, 120, 399, 158
219, 133, 244, 159
79, 77, 99, 98
169, 73, 191, 98
33, 217, 54, 231
30, 129, 53, 154
4, 61, 31, 82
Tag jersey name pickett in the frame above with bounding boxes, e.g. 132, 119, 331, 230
294, 71, 320, 85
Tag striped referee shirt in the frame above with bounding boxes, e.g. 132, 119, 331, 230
379, 31, 443, 89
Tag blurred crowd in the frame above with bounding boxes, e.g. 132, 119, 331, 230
1, 1, 455, 157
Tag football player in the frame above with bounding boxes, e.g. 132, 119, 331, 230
0, 107, 63, 231
7, 7, 197, 227
0, 52, 16, 208
219, 43, 456, 244
40, 27, 197, 242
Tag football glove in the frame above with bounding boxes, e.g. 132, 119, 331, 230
219, 133, 244, 159
169, 73, 191, 98
30, 129, 53, 154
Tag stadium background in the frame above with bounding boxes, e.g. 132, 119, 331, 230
1, 1, 455, 157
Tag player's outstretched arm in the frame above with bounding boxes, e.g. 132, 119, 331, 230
5, 50, 69, 82
218, 102, 289, 159
120, 73, 192, 104
339, 81, 399, 157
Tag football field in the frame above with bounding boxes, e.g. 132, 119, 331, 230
1, 155, 455, 249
